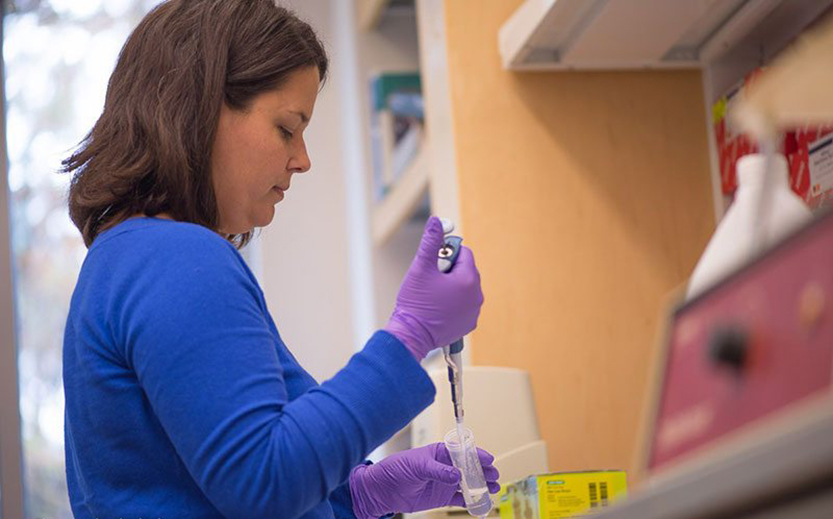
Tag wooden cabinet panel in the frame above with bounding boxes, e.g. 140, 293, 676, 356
442, 0, 715, 482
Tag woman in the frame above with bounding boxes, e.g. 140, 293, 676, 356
61, 1, 498, 518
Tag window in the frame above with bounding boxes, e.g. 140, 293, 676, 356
4, 1, 161, 516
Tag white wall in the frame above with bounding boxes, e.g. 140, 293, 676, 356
256, 0, 426, 382
256, 0, 358, 383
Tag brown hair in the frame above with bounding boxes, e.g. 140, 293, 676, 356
62, 0, 328, 248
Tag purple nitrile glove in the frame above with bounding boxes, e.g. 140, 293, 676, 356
349, 442, 500, 519
384, 216, 484, 361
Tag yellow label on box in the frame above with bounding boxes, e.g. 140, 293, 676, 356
498, 471, 627, 519
496, 486, 515, 519
536, 472, 627, 518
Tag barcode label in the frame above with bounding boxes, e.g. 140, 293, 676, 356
589, 481, 611, 508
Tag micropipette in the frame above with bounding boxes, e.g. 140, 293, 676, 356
437, 218, 493, 517
436, 220, 465, 425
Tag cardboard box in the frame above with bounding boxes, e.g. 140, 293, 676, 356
712, 67, 833, 211
497, 471, 627, 519
791, 127, 833, 210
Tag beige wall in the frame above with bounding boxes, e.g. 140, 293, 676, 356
443, 0, 715, 480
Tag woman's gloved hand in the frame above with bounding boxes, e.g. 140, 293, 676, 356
349, 442, 500, 518
384, 216, 484, 360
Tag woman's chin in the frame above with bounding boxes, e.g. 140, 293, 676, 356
219, 210, 274, 235
253, 207, 276, 229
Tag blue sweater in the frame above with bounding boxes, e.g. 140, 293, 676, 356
63, 217, 436, 518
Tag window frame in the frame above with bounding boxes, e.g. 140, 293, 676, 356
0, 4, 26, 518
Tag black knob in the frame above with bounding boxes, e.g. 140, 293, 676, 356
708, 325, 750, 372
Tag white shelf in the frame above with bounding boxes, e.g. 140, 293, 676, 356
499, 0, 833, 72
371, 145, 429, 246
357, 0, 388, 31
700, 0, 833, 102
499, 0, 833, 223
357, 0, 416, 32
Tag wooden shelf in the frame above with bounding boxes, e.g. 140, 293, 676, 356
371, 145, 429, 246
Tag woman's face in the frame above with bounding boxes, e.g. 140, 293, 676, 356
211, 66, 320, 234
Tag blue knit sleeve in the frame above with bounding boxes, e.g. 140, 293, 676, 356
329, 480, 358, 519
114, 229, 435, 518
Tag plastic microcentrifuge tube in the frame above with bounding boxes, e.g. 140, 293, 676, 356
444, 426, 492, 517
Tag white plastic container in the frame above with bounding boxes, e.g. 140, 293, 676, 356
444, 426, 492, 517
687, 153, 812, 299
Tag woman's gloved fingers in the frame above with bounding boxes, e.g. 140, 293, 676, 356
384, 221, 485, 359
455, 247, 484, 311
435, 443, 452, 465
448, 492, 465, 508
483, 465, 500, 482
422, 459, 462, 486
474, 448, 500, 481
415, 216, 445, 266
452, 247, 481, 281
447, 484, 500, 507
475, 448, 494, 465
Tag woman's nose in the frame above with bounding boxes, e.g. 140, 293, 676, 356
290, 139, 311, 173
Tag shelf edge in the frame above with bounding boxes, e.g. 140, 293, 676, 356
371, 146, 430, 246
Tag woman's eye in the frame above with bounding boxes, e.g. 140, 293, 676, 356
279, 127, 293, 140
